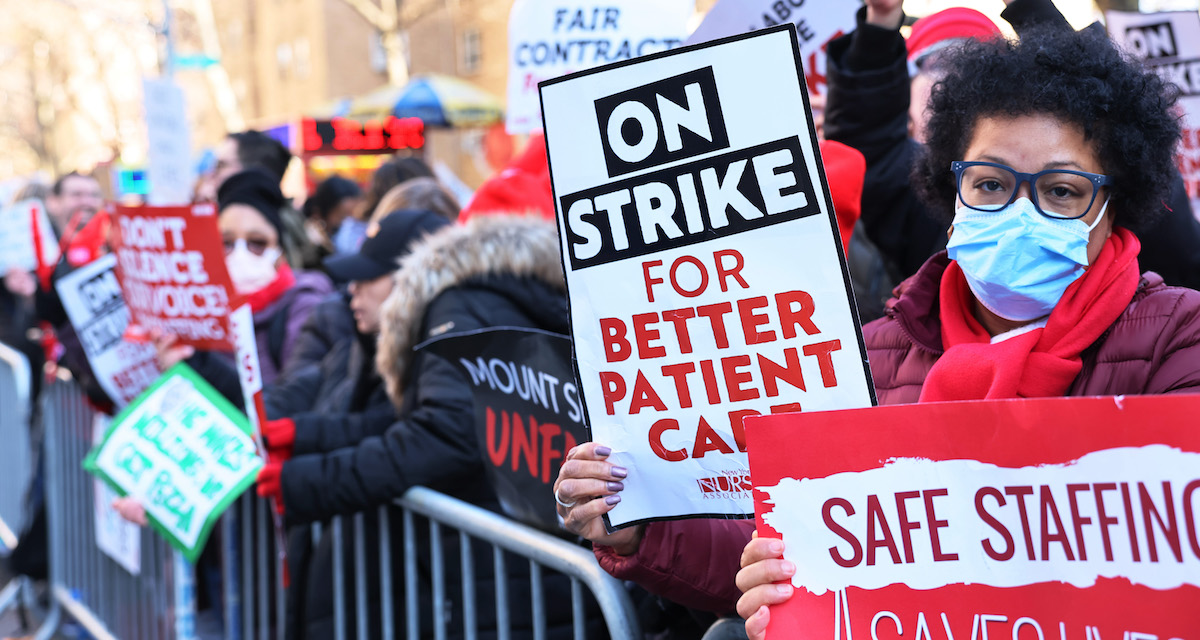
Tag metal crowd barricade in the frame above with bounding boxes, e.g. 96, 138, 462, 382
0, 341, 33, 555
223, 492, 286, 640
315, 488, 641, 640
0, 341, 36, 625
34, 373, 640, 639
40, 374, 192, 640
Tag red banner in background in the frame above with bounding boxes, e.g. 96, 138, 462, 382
111, 204, 238, 351
746, 395, 1200, 640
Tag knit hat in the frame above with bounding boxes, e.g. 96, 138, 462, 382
818, 140, 866, 254
460, 133, 555, 221
217, 168, 286, 239
907, 8, 1002, 71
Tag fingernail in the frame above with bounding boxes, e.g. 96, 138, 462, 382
605, 494, 621, 505
611, 466, 628, 479
595, 445, 612, 456
769, 539, 784, 554
781, 560, 796, 575
606, 481, 624, 492
775, 584, 793, 596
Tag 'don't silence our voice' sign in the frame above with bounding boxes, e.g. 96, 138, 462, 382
540, 25, 875, 528
747, 395, 1200, 640
111, 204, 237, 351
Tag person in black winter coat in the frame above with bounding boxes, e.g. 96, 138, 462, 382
825, 0, 1200, 288
259, 214, 604, 640
256, 208, 451, 458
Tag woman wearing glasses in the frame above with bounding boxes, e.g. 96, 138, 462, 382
552, 25, 1200, 640
731, 26, 1200, 636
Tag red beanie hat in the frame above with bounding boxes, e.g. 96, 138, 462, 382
463, 135, 865, 255
907, 7, 1001, 66
460, 133, 555, 221
818, 139, 865, 255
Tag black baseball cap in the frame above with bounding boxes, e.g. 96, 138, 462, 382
323, 209, 450, 282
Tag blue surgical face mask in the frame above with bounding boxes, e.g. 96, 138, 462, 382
946, 196, 1108, 322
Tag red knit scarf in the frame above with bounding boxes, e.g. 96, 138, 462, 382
919, 228, 1141, 402
243, 263, 296, 313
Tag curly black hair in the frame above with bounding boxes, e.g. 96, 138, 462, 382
913, 26, 1181, 232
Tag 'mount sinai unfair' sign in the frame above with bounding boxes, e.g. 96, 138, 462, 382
540, 25, 875, 529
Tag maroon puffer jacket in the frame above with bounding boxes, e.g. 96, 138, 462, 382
868, 252, 1200, 404
596, 251, 1200, 614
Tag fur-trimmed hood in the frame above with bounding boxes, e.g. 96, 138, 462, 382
376, 214, 566, 408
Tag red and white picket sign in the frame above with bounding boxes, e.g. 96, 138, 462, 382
111, 203, 238, 351
747, 395, 1200, 640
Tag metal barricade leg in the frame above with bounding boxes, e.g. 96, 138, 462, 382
333, 516, 347, 640
379, 506, 394, 640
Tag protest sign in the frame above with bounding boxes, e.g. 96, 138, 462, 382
1106, 10, 1200, 221
747, 395, 1200, 640
92, 415, 142, 576
111, 203, 237, 351
0, 199, 59, 273
540, 25, 876, 528
418, 327, 588, 531
56, 254, 159, 407
506, 0, 694, 134
143, 78, 195, 206
686, 0, 859, 100
84, 363, 263, 563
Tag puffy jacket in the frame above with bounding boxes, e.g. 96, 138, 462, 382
867, 252, 1200, 404
187, 268, 333, 399
279, 216, 603, 640
595, 251, 1200, 613
277, 288, 355, 380
254, 269, 335, 382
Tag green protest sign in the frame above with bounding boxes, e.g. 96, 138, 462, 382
83, 363, 263, 562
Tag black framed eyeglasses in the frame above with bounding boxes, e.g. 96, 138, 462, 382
951, 161, 1111, 220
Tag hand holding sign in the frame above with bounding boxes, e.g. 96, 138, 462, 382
150, 328, 196, 371
735, 535, 794, 640
554, 443, 640, 553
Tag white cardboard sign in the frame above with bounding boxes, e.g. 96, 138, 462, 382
92, 415, 142, 576
506, 0, 694, 134
686, 0, 859, 100
1106, 10, 1200, 221
0, 199, 59, 273
55, 254, 160, 407
540, 25, 876, 528
143, 78, 195, 206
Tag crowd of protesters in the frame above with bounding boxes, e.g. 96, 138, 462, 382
2, 0, 1200, 638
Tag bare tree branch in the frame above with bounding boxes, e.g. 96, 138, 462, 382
338, 0, 392, 30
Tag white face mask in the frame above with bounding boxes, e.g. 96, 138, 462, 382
226, 240, 281, 295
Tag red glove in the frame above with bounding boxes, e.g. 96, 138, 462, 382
262, 418, 296, 463
256, 460, 286, 515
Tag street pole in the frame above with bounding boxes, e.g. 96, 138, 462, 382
162, 0, 176, 79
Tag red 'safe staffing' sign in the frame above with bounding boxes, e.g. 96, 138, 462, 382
747, 395, 1200, 640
